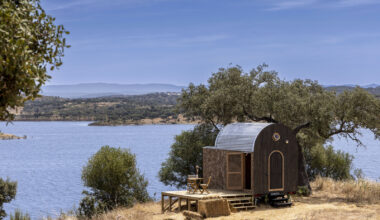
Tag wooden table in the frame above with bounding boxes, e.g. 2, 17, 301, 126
187, 177, 203, 194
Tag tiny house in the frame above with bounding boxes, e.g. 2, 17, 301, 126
203, 122, 299, 196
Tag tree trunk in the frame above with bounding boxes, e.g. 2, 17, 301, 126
297, 143, 312, 195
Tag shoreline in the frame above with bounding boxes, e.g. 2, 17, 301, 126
0, 133, 26, 140
12, 116, 200, 126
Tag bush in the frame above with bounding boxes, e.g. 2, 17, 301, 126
159, 124, 218, 188
305, 144, 353, 180
78, 146, 150, 218
10, 209, 30, 220
0, 178, 17, 219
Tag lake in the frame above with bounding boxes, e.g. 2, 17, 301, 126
0, 122, 379, 219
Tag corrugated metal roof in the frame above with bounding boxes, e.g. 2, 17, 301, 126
215, 122, 272, 152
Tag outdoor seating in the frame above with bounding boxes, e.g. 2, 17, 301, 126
187, 175, 198, 193
200, 176, 212, 194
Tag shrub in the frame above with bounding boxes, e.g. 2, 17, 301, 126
305, 144, 353, 180
159, 124, 218, 188
78, 146, 150, 218
10, 209, 30, 220
0, 178, 17, 219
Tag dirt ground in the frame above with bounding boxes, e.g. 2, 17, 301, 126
75, 190, 379, 220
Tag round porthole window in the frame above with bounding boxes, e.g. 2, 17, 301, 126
272, 132, 281, 142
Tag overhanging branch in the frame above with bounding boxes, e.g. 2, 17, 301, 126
294, 122, 311, 134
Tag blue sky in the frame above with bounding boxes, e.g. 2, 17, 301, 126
41, 0, 380, 86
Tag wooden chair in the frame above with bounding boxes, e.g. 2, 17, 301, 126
200, 176, 211, 194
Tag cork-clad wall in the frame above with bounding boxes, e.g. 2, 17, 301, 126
203, 147, 227, 190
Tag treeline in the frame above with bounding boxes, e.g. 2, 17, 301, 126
15, 87, 380, 125
326, 86, 380, 98
16, 93, 182, 124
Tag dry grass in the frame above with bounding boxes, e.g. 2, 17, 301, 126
311, 176, 380, 204
58, 178, 380, 220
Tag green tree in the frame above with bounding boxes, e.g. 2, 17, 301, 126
78, 146, 150, 218
0, 178, 17, 219
305, 144, 353, 180
164, 64, 380, 188
0, 0, 69, 121
159, 124, 218, 188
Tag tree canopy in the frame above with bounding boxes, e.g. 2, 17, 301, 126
179, 64, 380, 148
79, 146, 150, 218
160, 64, 380, 189
159, 124, 218, 188
0, 0, 69, 121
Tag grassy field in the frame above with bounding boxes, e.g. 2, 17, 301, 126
57, 177, 380, 220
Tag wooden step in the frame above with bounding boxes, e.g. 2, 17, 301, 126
227, 197, 253, 202
271, 197, 288, 202
231, 202, 254, 207
271, 202, 292, 208
223, 194, 252, 199
234, 205, 256, 211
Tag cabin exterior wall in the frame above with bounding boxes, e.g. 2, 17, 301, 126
253, 124, 299, 195
203, 147, 227, 190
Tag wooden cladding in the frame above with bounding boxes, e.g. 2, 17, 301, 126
253, 124, 299, 194
227, 153, 243, 190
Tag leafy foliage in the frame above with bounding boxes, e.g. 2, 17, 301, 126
305, 144, 353, 180
175, 64, 380, 183
0, 0, 69, 121
0, 178, 17, 219
79, 146, 150, 218
179, 64, 380, 143
159, 124, 218, 188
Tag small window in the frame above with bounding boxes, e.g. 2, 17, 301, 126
272, 132, 281, 142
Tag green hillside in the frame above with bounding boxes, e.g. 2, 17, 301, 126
16, 93, 182, 125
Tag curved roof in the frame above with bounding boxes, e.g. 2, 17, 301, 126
215, 122, 272, 152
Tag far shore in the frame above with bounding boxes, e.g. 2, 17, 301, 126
12, 116, 200, 126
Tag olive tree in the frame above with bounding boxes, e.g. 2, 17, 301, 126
159, 124, 218, 188
161, 64, 380, 190
0, 0, 69, 121
78, 146, 150, 218
0, 178, 17, 219
0, 1, 66, 218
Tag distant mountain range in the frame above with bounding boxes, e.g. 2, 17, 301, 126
41, 83, 380, 98
41, 83, 186, 98
324, 84, 380, 88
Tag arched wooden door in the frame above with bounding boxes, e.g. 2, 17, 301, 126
268, 150, 284, 191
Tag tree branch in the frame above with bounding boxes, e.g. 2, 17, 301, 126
242, 106, 278, 123
206, 117, 220, 132
294, 122, 311, 134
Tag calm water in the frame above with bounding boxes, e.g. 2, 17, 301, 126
0, 122, 379, 219
0, 122, 194, 219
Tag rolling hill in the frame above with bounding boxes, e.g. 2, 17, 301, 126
41, 83, 185, 98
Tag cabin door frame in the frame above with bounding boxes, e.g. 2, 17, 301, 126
268, 150, 285, 192
226, 152, 244, 190
244, 153, 253, 191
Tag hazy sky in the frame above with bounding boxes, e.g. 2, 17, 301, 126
41, 0, 380, 86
